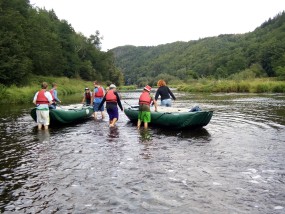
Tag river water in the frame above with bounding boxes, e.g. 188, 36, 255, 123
0, 91, 285, 213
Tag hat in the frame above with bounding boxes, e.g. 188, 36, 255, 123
85, 88, 89, 90
109, 84, 116, 88
144, 85, 152, 92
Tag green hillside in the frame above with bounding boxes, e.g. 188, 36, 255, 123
0, 0, 123, 86
112, 12, 285, 86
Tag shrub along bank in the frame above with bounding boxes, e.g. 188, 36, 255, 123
177, 78, 285, 93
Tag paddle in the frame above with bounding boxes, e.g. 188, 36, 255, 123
124, 101, 139, 109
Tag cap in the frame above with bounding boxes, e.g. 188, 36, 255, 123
85, 88, 89, 90
144, 85, 152, 92
109, 84, 116, 88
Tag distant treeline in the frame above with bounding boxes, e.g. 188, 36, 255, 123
112, 12, 285, 86
0, 0, 124, 86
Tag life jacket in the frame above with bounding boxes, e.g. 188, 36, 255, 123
85, 92, 91, 100
139, 91, 152, 106
105, 90, 117, 103
94, 87, 104, 98
49, 89, 55, 101
36, 89, 49, 104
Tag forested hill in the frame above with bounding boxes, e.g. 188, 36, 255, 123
112, 12, 285, 86
0, 0, 123, 86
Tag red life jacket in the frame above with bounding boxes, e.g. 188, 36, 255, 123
85, 92, 91, 100
36, 89, 49, 104
94, 87, 104, 98
139, 91, 152, 106
106, 90, 117, 102
49, 89, 55, 101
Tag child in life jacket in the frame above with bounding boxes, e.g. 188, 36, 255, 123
137, 85, 157, 129
33, 82, 53, 130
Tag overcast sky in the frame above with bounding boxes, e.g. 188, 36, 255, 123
29, 0, 285, 51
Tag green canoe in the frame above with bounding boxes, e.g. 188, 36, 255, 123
124, 107, 213, 129
31, 104, 94, 125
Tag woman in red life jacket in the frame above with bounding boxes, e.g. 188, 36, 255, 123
93, 81, 105, 120
137, 85, 158, 129
98, 84, 123, 127
81, 88, 92, 106
33, 82, 53, 130
49, 83, 61, 109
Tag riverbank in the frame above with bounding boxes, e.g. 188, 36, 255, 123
0, 76, 138, 104
0, 76, 94, 104
177, 78, 285, 93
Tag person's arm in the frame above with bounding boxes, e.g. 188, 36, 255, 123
90, 92, 93, 104
98, 96, 106, 110
115, 92, 123, 111
152, 97, 158, 112
33, 92, 38, 105
167, 87, 176, 100
54, 90, 61, 102
82, 93, 86, 103
154, 89, 160, 101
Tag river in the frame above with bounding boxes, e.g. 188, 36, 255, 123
0, 91, 285, 213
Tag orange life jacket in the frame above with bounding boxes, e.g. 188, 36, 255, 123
49, 89, 55, 101
106, 90, 117, 102
94, 87, 104, 98
36, 89, 49, 104
139, 91, 152, 106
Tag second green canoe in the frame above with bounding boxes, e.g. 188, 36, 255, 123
124, 107, 213, 129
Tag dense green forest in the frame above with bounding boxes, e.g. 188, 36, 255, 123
0, 0, 123, 86
112, 12, 285, 86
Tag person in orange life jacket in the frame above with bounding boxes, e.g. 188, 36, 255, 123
33, 82, 53, 130
137, 85, 158, 129
98, 84, 123, 127
81, 88, 92, 106
49, 83, 61, 109
93, 81, 105, 120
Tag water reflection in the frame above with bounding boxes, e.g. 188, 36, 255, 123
107, 126, 119, 142
139, 129, 153, 159
154, 128, 211, 140
36, 130, 50, 144
139, 129, 152, 143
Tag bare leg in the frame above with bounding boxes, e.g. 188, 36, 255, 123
38, 124, 42, 130
44, 125, 49, 130
109, 118, 118, 127
94, 112, 97, 120
101, 111, 105, 119
137, 119, 141, 129
144, 122, 148, 129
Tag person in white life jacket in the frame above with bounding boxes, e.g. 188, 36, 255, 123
49, 83, 61, 109
137, 85, 157, 129
93, 81, 105, 120
98, 84, 123, 127
82, 88, 92, 106
33, 82, 53, 130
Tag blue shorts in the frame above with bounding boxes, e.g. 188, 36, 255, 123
93, 102, 104, 112
107, 107, 119, 121
161, 99, 172, 107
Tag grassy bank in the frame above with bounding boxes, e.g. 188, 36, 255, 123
117, 85, 137, 91
0, 76, 94, 104
177, 78, 285, 93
